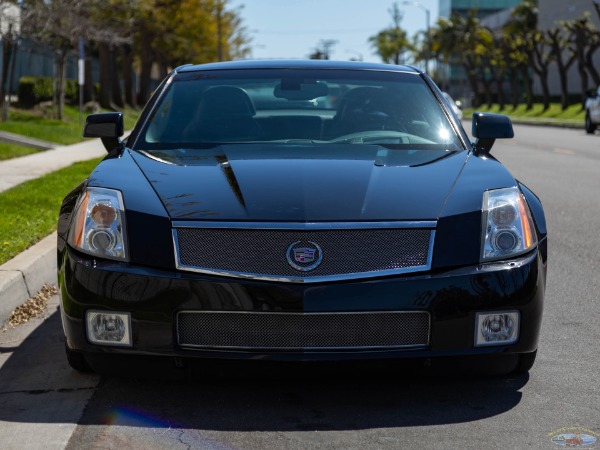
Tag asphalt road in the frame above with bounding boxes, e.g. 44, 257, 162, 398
1, 124, 599, 449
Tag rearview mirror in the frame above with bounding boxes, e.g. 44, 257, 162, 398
274, 80, 328, 101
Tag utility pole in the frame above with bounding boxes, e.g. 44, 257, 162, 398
402, 1, 431, 73
216, 0, 223, 61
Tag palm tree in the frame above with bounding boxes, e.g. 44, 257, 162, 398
430, 12, 492, 107
368, 3, 412, 65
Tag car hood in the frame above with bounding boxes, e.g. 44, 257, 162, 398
130, 144, 468, 222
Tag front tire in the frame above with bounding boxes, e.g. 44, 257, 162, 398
585, 111, 597, 134
513, 350, 537, 374
65, 344, 94, 373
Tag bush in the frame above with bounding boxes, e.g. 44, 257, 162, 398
18, 77, 85, 109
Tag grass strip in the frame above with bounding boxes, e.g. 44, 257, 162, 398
463, 103, 585, 125
0, 157, 101, 265
0, 105, 141, 147
0, 142, 41, 161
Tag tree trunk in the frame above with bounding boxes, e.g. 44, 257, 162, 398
494, 76, 505, 111
0, 34, 12, 122
539, 68, 551, 111
110, 47, 124, 108
510, 70, 519, 109
549, 31, 575, 110
52, 50, 59, 118
480, 74, 492, 108
157, 60, 168, 80
138, 29, 154, 105
122, 44, 135, 107
6, 39, 17, 119
464, 62, 480, 107
84, 58, 94, 103
531, 41, 552, 111
557, 66, 569, 110
577, 58, 588, 107
98, 42, 112, 109
521, 67, 533, 110
584, 45, 600, 88
57, 49, 67, 120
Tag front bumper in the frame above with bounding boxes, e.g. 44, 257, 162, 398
60, 246, 545, 362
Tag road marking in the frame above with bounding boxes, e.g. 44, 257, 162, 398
554, 148, 576, 155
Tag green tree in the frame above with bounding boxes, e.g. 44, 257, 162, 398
563, 15, 600, 105
430, 11, 492, 107
488, 35, 511, 110
21, 0, 128, 118
531, 30, 555, 111
21, 0, 250, 113
369, 3, 411, 65
503, 0, 538, 110
309, 40, 338, 60
547, 27, 576, 110
0, 1, 20, 121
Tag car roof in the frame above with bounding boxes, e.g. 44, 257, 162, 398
175, 59, 422, 74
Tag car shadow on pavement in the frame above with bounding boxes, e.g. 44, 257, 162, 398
0, 307, 528, 432
0, 306, 99, 426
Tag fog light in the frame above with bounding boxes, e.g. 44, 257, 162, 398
475, 311, 519, 346
86, 311, 132, 346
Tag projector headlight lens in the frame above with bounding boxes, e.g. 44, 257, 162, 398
68, 187, 128, 261
481, 187, 536, 261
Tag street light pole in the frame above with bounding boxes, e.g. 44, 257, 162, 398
402, 1, 431, 74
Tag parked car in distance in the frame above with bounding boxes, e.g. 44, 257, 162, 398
442, 91, 463, 120
58, 60, 547, 378
585, 86, 600, 134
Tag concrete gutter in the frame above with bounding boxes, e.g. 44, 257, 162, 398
0, 233, 57, 327
463, 116, 584, 130
508, 118, 583, 129
0, 130, 56, 150
0, 132, 135, 325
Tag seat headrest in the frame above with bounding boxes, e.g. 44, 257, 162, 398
199, 86, 256, 118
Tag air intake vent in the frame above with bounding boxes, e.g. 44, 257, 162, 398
177, 311, 430, 350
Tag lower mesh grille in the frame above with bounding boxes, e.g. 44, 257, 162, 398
177, 311, 430, 350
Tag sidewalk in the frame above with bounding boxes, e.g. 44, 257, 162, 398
0, 138, 106, 325
0, 139, 106, 193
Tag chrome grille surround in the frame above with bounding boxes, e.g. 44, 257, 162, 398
177, 311, 431, 350
173, 221, 436, 283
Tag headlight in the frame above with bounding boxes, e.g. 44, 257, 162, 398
481, 187, 536, 261
68, 187, 128, 261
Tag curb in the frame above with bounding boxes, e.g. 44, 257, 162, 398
0, 233, 57, 326
0, 130, 56, 150
509, 119, 583, 130
462, 117, 584, 130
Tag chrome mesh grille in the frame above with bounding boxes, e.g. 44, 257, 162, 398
177, 311, 430, 350
175, 227, 433, 282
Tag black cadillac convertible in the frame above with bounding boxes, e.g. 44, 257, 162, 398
57, 60, 547, 376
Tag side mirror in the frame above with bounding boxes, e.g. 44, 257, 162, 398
472, 112, 514, 155
83, 112, 124, 152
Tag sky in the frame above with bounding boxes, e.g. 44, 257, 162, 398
230, 0, 439, 64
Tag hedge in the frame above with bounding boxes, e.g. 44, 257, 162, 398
18, 76, 85, 108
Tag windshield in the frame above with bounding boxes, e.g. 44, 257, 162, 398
135, 69, 464, 151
